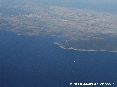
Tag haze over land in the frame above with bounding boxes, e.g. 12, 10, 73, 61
0, 0, 117, 51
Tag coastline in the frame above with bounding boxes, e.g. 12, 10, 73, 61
54, 42, 117, 53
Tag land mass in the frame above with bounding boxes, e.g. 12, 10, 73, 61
0, 1, 117, 51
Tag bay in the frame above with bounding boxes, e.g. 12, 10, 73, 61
0, 31, 117, 87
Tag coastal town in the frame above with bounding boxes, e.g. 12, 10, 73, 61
0, 2, 117, 39
0, 1, 117, 51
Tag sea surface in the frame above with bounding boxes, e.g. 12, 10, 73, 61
0, 30, 117, 87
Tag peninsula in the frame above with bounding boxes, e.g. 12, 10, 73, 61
0, 1, 117, 51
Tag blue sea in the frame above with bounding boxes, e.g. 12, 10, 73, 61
0, 31, 117, 87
